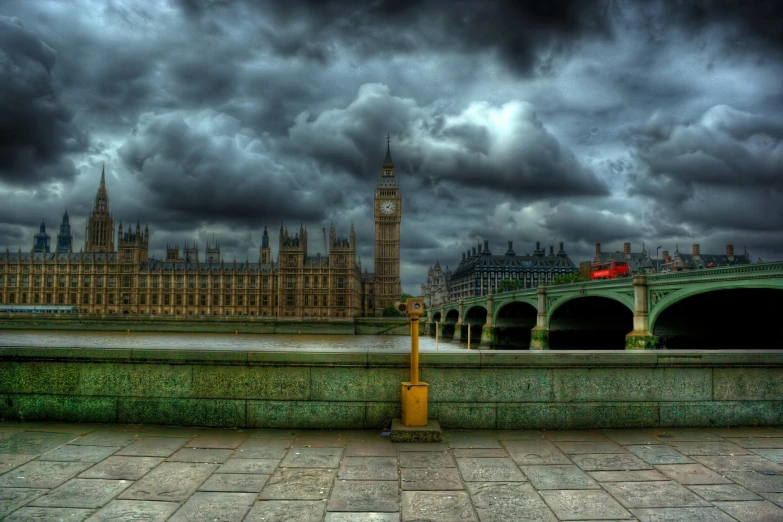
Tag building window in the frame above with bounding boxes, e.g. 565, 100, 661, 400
224, 277, 231, 289
109, 277, 115, 288
304, 295, 309, 307
22, 276, 29, 288
337, 295, 345, 307
21, 293, 27, 304
213, 276, 220, 289
123, 276, 131, 288
201, 277, 208, 289
313, 277, 319, 289
237, 277, 244, 289
286, 294, 294, 306
152, 294, 158, 305
262, 295, 268, 306
200, 295, 206, 306
164, 276, 171, 289
263, 277, 269, 290
250, 276, 256, 289
286, 275, 295, 289
152, 276, 159, 289
140, 276, 147, 288
140, 295, 146, 305
108, 294, 114, 305
83, 294, 89, 304
34, 294, 40, 304
337, 276, 345, 289
212, 295, 218, 306
164, 295, 170, 305
237, 295, 243, 306
34, 276, 41, 287
9, 276, 16, 287
188, 277, 195, 289
322, 295, 327, 307
9, 293, 15, 303
46, 293, 52, 304
304, 277, 309, 289
123, 294, 130, 305
188, 295, 194, 305
176, 276, 183, 289
250, 296, 256, 306
225, 295, 231, 306
176, 295, 182, 306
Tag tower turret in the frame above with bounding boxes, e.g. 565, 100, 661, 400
33, 220, 51, 253
85, 164, 115, 252
56, 209, 73, 253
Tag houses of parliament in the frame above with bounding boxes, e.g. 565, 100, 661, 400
0, 140, 403, 318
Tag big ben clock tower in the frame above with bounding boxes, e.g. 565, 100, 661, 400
373, 135, 402, 314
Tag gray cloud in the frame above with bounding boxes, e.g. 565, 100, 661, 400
0, 0, 782, 296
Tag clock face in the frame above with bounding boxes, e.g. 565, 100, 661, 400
380, 200, 396, 214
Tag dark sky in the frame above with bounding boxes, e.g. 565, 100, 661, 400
1, 0, 782, 295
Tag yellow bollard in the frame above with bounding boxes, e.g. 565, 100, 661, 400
400, 298, 428, 427
467, 322, 471, 349
435, 320, 439, 350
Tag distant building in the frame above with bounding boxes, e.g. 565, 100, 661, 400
32, 221, 51, 253
659, 244, 751, 272
593, 242, 655, 273
56, 210, 73, 253
421, 261, 451, 309
448, 240, 577, 301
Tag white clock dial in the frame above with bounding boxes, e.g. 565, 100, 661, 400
381, 200, 396, 214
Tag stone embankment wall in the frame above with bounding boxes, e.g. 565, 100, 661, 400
0, 315, 416, 335
1, 349, 780, 429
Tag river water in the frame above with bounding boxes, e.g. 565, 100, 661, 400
0, 331, 472, 351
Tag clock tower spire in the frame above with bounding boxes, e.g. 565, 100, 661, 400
373, 135, 402, 315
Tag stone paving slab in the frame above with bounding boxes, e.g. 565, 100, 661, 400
168, 491, 256, 521
86, 500, 179, 521
245, 500, 328, 521
78, 456, 164, 480
455, 457, 526, 482
1, 423, 783, 521
40, 445, 121, 463
538, 489, 632, 520
630, 506, 736, 521
3, 506, 95, 521
467, 482, 558, 521
29, 478, 132, 509
329, 480, 400, 512
401, 490, 477, 521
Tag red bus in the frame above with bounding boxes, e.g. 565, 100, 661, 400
590, 261, 630, 280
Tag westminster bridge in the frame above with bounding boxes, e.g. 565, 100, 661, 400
427, 261, 783, 350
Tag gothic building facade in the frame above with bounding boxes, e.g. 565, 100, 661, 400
0, 142, 402, 317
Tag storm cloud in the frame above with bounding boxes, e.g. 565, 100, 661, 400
1, 0, 782, 294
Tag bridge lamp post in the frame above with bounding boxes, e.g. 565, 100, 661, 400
656, 246, 662, 273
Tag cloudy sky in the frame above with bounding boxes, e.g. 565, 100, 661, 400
1, 0, 781, 295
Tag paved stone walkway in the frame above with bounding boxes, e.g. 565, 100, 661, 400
2, 422, 783, 521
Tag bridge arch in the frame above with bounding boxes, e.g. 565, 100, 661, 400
650, 280, 783, 349
442, 308, 460, 339
493, 300, 537, 349
462, 305, 487, 345
547, 294, 634, 350
428, 311, 443, 337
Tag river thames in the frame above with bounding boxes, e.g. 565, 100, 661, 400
0, 331, 472, 351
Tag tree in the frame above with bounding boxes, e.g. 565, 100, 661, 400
552, 272, 587, 285
497, 279, 522, 292
382, 305, 405, 317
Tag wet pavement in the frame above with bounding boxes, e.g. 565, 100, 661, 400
1, 422, 783, 521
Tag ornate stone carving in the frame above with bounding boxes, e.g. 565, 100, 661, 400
650, 290, 674, 306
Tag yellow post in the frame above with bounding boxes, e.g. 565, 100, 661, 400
467, 322, 471, 349
435, 320, 439, 350
400, 298, 428, 427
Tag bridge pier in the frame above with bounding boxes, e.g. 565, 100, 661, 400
530, 286, 549, 350
452, 299, 464, 342
625, 274, 658, 350
479, 294, 494, 348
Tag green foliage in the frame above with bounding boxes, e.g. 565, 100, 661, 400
497, 279, 522, 292
552, 272, 587, 285
382, 305, 405, 317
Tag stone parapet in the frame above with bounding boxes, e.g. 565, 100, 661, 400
1, 348, 781, 429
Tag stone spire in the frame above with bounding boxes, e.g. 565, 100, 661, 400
383, 134, 394, 169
